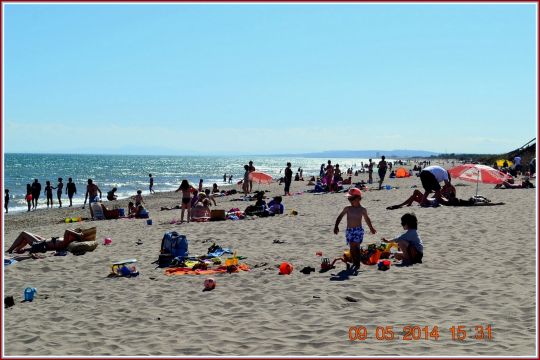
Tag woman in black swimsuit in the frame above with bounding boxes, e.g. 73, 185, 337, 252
7, 229, 83, 254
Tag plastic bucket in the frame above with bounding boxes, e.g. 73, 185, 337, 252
118, 208, 125, 217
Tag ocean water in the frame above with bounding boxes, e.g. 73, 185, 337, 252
3, 153, 377, 213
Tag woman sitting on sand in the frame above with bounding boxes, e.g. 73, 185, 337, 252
191, 199, 211, 221
7, 229, 83, 254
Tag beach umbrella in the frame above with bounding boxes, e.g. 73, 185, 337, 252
448, 164, 512, 196
248, 171, 273, 184
496, 159, 513, 167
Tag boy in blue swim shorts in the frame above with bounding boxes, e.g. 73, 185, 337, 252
334, 188, 377, 269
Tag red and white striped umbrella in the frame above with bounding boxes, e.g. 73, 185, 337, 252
448, 164, 512, 196
448, 164, 511, 184
248, 171, 273, 184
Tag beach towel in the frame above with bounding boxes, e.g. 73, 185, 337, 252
164, 264, 250, 276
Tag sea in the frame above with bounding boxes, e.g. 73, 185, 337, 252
3, 153, 381, 213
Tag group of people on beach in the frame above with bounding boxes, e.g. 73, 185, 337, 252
18, 178, 78, 211
6, 154, 534, 279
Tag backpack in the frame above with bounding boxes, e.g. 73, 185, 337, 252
160, 231, 188, 258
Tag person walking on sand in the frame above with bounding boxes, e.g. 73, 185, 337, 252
333, 188, 376, 272
66, 178, 77, 207
228, 174, 233, 184
175, 179, 193, 223
149, 174, 155, 194
44, 180, 55, 208
56, 178, 64, 208
248, 161, 256, 193
284, 162, 293, 196
377, 156, 388, 190
31, 179, 41, 209
83, 179, 102, 218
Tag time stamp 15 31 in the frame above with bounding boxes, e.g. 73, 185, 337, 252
348, 325, 493, 341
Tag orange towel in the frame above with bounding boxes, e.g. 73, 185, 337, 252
164, 263, 250, 276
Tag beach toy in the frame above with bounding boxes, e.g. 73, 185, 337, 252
321, 257, 332, 270
103, 237, 112, 246
279, 262, 293, 275
118, 208, 125, 217
24, 287, 37, 302
146, 219, 153, 225
65, 218, 71, 223
316, 251, 323, 256
225, 251, 238, 267
204, 278, 216, 291
385, 185, 392, 190
343, 250, 352, 263
385, 242, 398, 251
111, 259, 137, 275
378, 260, 391, 271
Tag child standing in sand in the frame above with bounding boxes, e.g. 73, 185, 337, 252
56, 178, 64, 208
175, 180, 192, 223
382, 213, 423, 266
44, 181, 55, 208
25, 184, 32, 212
334, 188, 376, 270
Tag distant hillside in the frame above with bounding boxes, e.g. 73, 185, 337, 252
276, 150, 440, 158
430, 138, 536, 167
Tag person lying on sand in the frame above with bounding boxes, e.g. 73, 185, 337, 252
161, 205, 181, 211
494, 178, 534, 189
7, 229, 83, 254
386, 188, 504, 210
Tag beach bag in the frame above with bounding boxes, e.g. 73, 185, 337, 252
160, 231, 188, 258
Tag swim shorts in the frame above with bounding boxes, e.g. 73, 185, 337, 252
89, 196, 100, 204
346, 226, 365, 245
182, 197, 190, 205
420, 170, 441, 192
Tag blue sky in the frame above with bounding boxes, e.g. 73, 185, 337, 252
4, 3, 537, 155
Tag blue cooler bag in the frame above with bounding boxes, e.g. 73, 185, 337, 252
161, 231, 188, 259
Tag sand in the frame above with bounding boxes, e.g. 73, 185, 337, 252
3, 163, 537, 356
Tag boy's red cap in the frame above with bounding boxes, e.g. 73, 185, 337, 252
345, 188, 362, 197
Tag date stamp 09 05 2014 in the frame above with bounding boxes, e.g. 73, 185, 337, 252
348, 325, 493, 342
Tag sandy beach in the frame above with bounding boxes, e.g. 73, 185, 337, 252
3, 163, 536, 356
